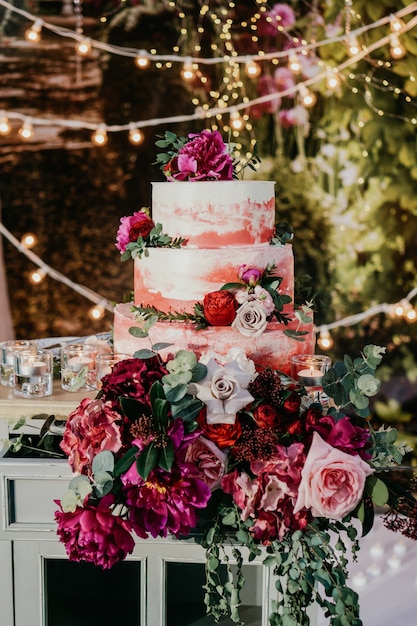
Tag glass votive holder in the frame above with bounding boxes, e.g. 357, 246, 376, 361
290, 354, 331, 402
0, 340, 38, 387
61, 343, 98, 392
96, 352, 130, 384
14, 349, 53, 398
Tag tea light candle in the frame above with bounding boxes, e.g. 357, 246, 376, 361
66, 355, 94, 372
370, 542, 384, 558
18, 360, 47, 376
297, 366, 324, 387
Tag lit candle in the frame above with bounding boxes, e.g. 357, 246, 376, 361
66, 355, 94, 372
370, 542, 384, 558
18, 360, 47, 376
297, 366, 324, 388
352, 572, 367, 588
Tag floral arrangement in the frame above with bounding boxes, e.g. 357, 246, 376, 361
154, 128, 260, 181
54, 342, 417, 626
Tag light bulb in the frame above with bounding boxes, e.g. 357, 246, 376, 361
390, 34, 406, 60
230, 110, 244, 131
76, 38, 92, 56
326, 69, 341, 91
29, 268, 46, 284
128, 125, 144, 145
134, 51, 150, 69
299, 85, 317, 108
25, 20, 42, 43
390, 16, 405, 33
89, 303, 105, 320
406, 309, 417, 322
317, 328, 333, 350
288, 53, 301, 74
346, 34, 360, 57
245, 58, 261, 78
92, 125, 108, 146
0, 111, 10, 135
181, 58, 196, 81
18, 119, 34, 140
21, 233, 37, 249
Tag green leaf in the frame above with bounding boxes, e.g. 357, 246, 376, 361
136, 441, 159, 480
158, 439, 174, 472
92, 450, 114, 475
165, 383, 188, 403
119, 396, 147, 421
152, 342, 173, 351
114, 445, 139, 477
129, 326, 149, 338
133, 348, 156, 359
371, 477, 389, 506
93, 471, 113, 497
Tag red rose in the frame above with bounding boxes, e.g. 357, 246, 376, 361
280, 390, 302, 417
129, 215, 154, 241
203, 290, 237, 326
253, 403, 281, 429
197, 409, 242, 448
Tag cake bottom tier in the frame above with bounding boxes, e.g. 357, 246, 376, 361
114, 303, 315, 375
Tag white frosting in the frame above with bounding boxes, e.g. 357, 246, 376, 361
151, 181, 276, 247
114, 302, 314, 375
134, 244, 294, 313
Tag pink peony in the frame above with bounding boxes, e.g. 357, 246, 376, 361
238, 264, 263, 286
54, 499, 135, 569
121, 419, 211, 538
115, 210, 155, 254
258, 3, 296, 37
61, 398, 122, 475
222, 442, 311, 542
185, 436, 228, 490
294, 432, 374, 520
274, 67, 296, 93
166, 130, 234, 181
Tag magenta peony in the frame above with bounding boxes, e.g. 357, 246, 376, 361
61, 398, 122, 475
121, 419, 211, 538
55, 499, 135, 570
115, 210, 155, 254
294, 432, 374, 519
166, 130, 234, 181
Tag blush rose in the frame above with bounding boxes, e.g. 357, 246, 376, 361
294, 432, 374, 520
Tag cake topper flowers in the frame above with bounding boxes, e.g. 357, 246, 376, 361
155, 129, 260, 180
54, 343, 417, 625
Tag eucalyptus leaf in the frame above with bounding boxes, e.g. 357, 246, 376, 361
92, 450, 114, 475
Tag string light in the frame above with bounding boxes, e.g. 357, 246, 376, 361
346, 34, 361, 57
288, 53, 302, 74
181, 58, 196, 81
134, 50, 150, 69
326, 68, 342, 91
390, 15, 405, 33
91, 125, 108, 146
21, 233, 37, 249
230, 110, 244, 130
317, 327, 334, 350
75, 38, 92, 56
29, 268, 46, 284
128, 125, 144, 145
245, 58, 261, 78
299, 84, 317, 108
0, 111, 10, 135
390, 34, 406, 60
89, 301, 106, 321
24, 19, 42, 43
18, 119, 34, 140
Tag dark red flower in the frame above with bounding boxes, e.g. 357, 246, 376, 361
197, 409, 242, 448
253, 403, 281, 429
203, 290, 238, 326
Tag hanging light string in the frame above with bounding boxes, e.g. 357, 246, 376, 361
2, 0, 416, 65
0, 219, 113, 313
2, 9, 417, 139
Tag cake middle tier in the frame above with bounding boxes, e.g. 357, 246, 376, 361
134, 244, 294, 314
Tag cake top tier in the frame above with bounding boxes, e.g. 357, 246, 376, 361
151, 180, 276, 248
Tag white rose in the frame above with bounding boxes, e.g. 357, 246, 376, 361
232, 301, 268, 337
191, 358, 254, 425
253, 285, 275, 314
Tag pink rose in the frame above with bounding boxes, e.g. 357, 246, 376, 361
61, 398, 122, 475
185, 436, 227, 490
166, 130, 234, 181
115, 210, 155, 254
238, 264, 263, 286
55, 499, 135, 569
294, 432, 374, 519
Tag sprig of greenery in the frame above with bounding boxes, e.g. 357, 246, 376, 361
154, 130, 188, 172
121, 222, 186, 262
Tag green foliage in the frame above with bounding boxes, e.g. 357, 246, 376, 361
121, 222, 186, 262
